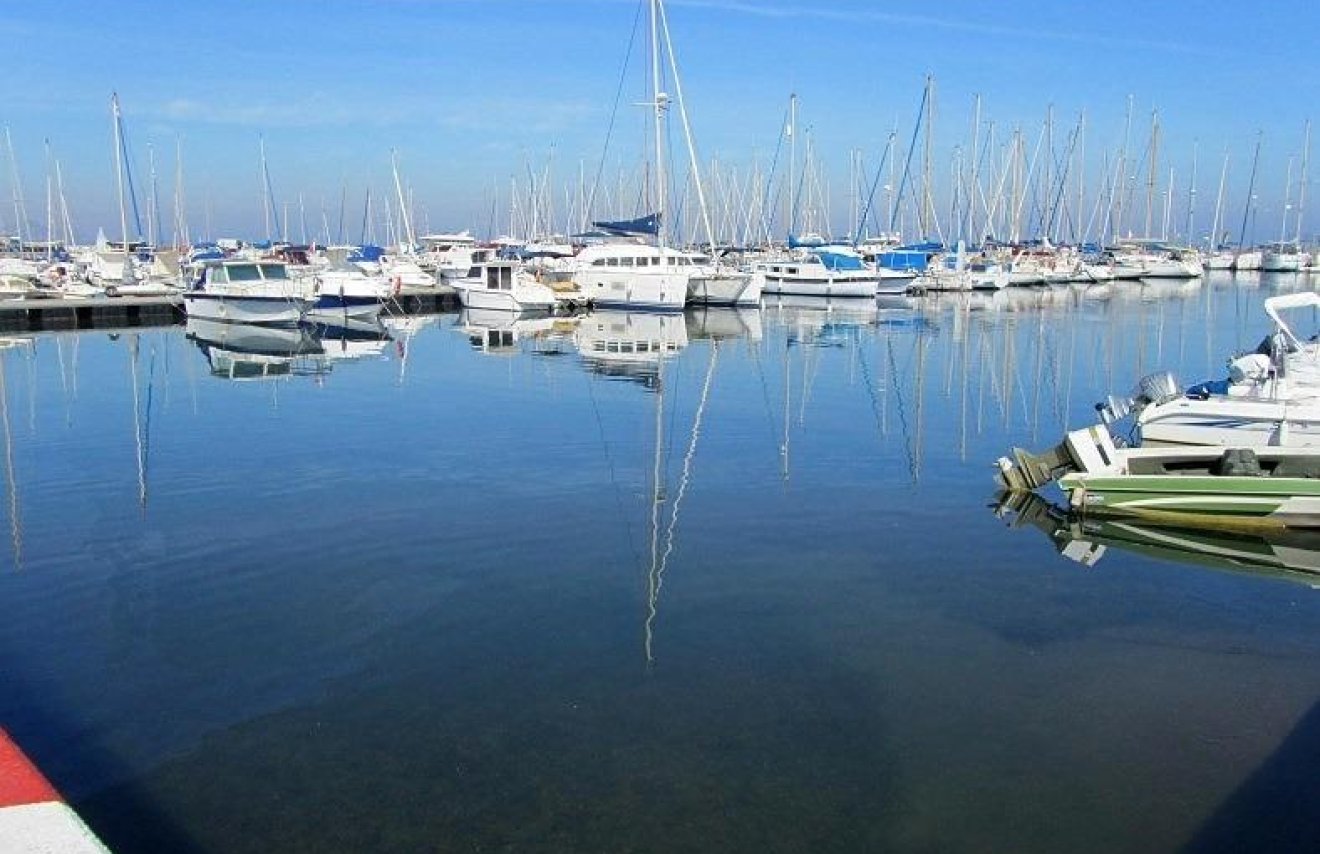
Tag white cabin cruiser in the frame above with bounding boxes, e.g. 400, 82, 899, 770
184, 259, 314, 326
450, 260, 556, 312
753, 245, 879, 298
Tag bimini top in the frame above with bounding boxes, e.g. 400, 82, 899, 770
1264, 292, 1320, 349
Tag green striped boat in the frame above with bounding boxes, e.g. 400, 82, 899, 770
999, 424, 1320, 531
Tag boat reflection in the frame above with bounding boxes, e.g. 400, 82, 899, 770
684, 305, 763, 342
456, 307, 563, 356
573, 309, 688, 388
309, 317, 393, 364
186, 318, 326, 382
993, 490, 1320, 582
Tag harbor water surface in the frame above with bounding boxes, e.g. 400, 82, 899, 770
3, 272, 1320, 852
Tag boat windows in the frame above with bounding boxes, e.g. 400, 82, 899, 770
485, 265, 513, 290
607, 258, 619, 267
227, 264, 262, 282
620, 257, 635, 267
592, 258, 606, 266
258, 264, 288, 280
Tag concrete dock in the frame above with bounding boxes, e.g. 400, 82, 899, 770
0, 285, 459, 332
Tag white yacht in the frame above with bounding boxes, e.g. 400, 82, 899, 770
570, 243, 691, 311
184, 259, 313, 326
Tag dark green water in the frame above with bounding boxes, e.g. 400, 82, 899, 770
3, 274, 1320, 852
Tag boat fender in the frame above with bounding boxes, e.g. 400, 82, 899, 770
392, 276, 402, 296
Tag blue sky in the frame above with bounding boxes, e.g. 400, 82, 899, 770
3, 0, 1316, 244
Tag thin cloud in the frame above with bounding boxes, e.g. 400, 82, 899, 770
658, 0, 1213, 55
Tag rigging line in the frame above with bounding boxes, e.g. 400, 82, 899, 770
647, 339, 719, 665
584, 0, 645, 226
889, 81, 929, 235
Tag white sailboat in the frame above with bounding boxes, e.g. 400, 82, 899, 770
572, 0, 751, 310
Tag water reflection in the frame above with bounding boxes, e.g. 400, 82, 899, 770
186, 318, 326, 382
993, 490, 1320, 583
2, 273, 1319, 852
574, 309, 688, 388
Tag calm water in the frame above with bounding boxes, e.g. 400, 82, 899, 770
3, 273, 1320, 853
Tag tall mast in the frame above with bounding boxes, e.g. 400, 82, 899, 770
146, 142, 158, 249
921, 75, 934, 238
1209, 149, 1229, 251
1279, 155, 1294, 244
112, 93, 130, 253
1238, 132, 1262, 252
4, 127, 27, 248
650, 0, 667, 250
391, 148, 415, 249
172, 136, 187, 249
1115, 94, 1133, 241
259, 135, 271, 243
787, 93, 797, 241
656, 0, 718, 252
1183, 140, 1198, 244
1144, 109, 1159, 239
43, 139, 52, 262
1295, 120, 1311, 245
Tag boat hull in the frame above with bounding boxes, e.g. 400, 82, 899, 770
306, 294, 383, 320
686, 272, 761, 306
1061, 472, 1320, 530
183, 292, 307, 325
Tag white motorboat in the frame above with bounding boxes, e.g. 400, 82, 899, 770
450, 260, 556, 312
686, 260, 760, 306
183, 259, 313, 325
309, 261, 390, 320
753, 245, 879, 298
1101, 293, 1320, 448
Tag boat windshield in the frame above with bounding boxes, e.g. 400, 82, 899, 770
259, 263, 289, 280
227, 264, 261, 282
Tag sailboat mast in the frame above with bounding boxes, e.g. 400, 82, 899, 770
1144, 109, 1159, 239
1295, 120, 1311, 245
650, 0, 667, 251
787, 93, 797, 241
391, 149, 415, 250
146, 142, 158, 249
259, 135, 271, 243
43, 140, 52, 262
1238, 132, 1262, 252
112, 94, 131, 254
1209, 149, 1229, 251
1183, 140, 1198, 243
656, 0, 718, 252
1279, 155, 1294, 244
